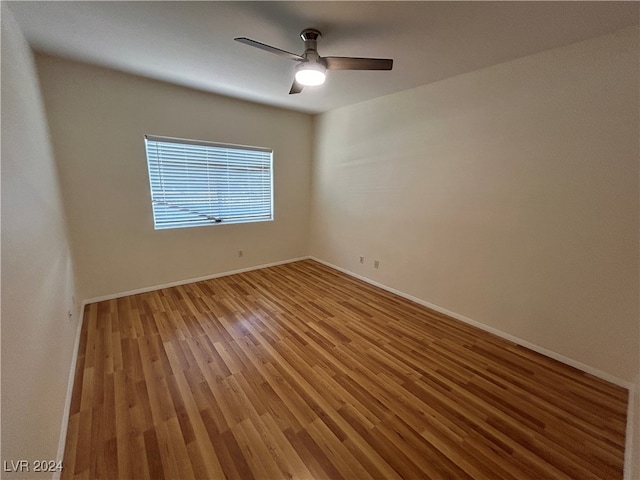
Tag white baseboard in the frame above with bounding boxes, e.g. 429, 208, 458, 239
83, 257, 310, 304
311, 257, 640, 479
54, 301, 86, 480
310, 256, 632, 389
624, 384, 638, 480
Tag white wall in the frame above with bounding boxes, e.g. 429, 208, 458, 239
311, 26, 639, 384
35, 55, 313, 301
1, 6, 80, 478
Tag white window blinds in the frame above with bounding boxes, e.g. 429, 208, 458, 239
144, 135, 273, 230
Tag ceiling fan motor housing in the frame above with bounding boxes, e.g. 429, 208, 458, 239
300, 29, 323, 64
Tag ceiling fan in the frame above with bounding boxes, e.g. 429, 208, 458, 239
235, 29, 393, 94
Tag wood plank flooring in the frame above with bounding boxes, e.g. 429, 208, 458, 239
62, 259, 629, 479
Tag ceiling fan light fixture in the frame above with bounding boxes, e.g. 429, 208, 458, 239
295, 62, 326, 86
235, 29, 393, 94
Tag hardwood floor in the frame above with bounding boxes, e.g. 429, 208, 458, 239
62, 259, 628, 479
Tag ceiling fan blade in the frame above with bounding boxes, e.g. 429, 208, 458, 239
234, 37, 304, 61
324, 57, 393, 71
289, 79, 304, 95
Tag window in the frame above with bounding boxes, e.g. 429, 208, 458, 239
144, 135, 273, 230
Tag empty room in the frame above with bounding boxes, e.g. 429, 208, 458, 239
2, 1, 639, 479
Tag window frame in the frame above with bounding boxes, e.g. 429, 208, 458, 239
144, 134, 274, 230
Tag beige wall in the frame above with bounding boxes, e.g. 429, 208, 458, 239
35, 55, 313, 301
1, 6, 80, 478
311, 27, 639, 384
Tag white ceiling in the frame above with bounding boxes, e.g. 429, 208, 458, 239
8, 1, 639, 114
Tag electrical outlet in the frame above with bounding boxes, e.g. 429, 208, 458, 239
359, 256, 365, 264
238, 249, 244, 257
374, 260, 379, 269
